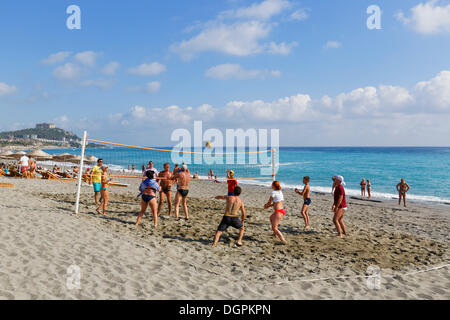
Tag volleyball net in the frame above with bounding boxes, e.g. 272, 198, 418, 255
75, 131, 278, 213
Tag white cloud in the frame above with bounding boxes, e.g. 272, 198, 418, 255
396, 0, 450, 34
101, 62, 121, 75
128, 62, 167, 76
171, 0, 300, 59
125, 81, 161, 94
414, 70, 450, 111
40, 51, 72, 65
52, 63, 83, 80
324, 41, 342, 49
74, 51, 101, 67
219, 0, 291, 21
81, 79, 116, 90
0, 82, 18, 96
205, 64, 281, 80
266, 41, 298, 55
290, 9, 309, 21
171, 21, 272, 60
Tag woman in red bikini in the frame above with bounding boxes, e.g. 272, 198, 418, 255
264, 181, 287, 244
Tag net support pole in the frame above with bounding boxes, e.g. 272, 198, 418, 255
75, 131, 87, 214
272, 148, 276, 181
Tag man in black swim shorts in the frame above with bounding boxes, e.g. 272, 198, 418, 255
212, 186, 246, 247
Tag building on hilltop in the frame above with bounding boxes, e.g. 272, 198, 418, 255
36, 123, 56, 129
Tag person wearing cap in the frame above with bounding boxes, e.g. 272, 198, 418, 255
90, 158, 104, 206
227, 170, 238, 196
332, 175, 348, 238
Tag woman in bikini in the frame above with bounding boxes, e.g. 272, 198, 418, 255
136, 170, 161, 228
97, 166, 112, 215
360, 178, 366, 197
367, 179, 372, 199
264, 181, 287, 244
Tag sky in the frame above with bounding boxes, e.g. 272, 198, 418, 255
0, 0, 449, 146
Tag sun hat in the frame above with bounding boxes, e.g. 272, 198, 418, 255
335, 175, 346, 186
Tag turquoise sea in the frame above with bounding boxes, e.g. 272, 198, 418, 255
44, 146, 450, 204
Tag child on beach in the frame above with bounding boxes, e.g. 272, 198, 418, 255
96, 166, 111, 215
212, 186, 246, 247
264, 181, 287, 244
295, 176, 311, 230
136, 170, 161, 228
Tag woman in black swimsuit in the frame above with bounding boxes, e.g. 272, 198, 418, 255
136, 171, 161, 228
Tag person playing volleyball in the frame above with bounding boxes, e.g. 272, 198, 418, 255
157, 162, 173, 217
172, 164, 191, 221
212, 186, 246, 247
264, 181, 287, 244
96, 165, 111, 215
136, 170, 160, 228
226, 170, 238, 196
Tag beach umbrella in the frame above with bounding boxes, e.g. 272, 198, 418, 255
68, 155, 88, 164
10, 151, 26, 159
86, 155, 98, 163
26, 149, 52, 160
0, 150, 14, 159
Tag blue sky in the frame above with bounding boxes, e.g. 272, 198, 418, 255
0, 0, 449, 146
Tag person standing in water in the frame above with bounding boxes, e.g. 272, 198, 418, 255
212, 186, 246, 247
367, 179, 372, 199
295, 176, 311, 230
396, 178, 410, 207
332, 175, 348, 238
264, 181, 287, 244
360, 178, 367, 197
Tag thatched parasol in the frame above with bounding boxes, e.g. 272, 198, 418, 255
10, 151, 27, 159
26, 149, 52, 160
0, 150, 15, 159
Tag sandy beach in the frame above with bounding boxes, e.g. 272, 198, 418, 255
0, 176, 449, 300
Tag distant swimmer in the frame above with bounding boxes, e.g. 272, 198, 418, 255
264, 181, 287, 244
295, 176, 311, 230
396, 178, 410, 207
367, 179, 372, 199
360, 178, 367, 197
136, 170, 160, 228
212, 186, 246, 247
157, 163, 173, 217
332, 175, 348, 238
172, 164, 191, 221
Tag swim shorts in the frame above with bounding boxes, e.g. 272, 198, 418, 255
217, 216, 243, 232
304, 198, 312, 205
93, 182, 101, 192
178, 189, 189, 197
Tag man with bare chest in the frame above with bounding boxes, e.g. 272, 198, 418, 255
157, 162, 173, 217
